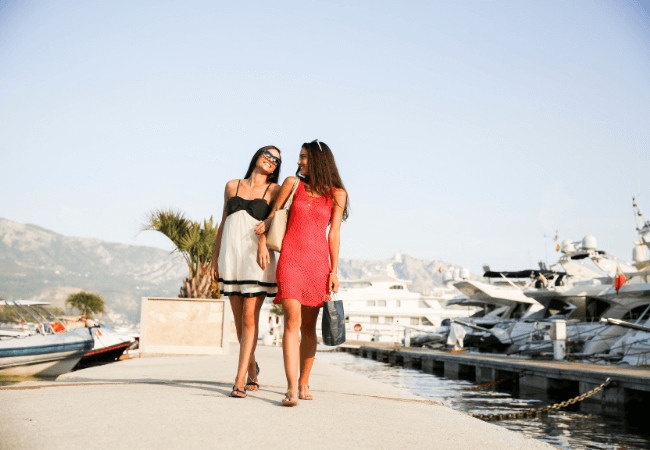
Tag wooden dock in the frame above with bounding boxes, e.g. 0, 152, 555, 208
350, 346, 650, 410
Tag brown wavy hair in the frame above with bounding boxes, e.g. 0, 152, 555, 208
297, 140, 349, 220
244, 145, 281, 184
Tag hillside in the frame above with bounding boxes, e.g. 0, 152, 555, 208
0, 218, 480, 325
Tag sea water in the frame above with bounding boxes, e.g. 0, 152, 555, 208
317, 351, 650, 450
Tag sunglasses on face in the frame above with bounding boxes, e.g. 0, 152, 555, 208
262, 150, 281, 165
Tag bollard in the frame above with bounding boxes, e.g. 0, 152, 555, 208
374, 329, 380, 342
404, 328, 411, 347
551, 320, 566, 360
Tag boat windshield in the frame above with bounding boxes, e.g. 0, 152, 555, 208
99, 323, 116, 332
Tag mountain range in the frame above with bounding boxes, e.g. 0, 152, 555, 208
0, 218, 480, 325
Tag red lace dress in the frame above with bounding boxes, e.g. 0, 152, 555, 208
274, 181, 333, 307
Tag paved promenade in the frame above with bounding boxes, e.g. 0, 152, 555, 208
0, 345, 554, 450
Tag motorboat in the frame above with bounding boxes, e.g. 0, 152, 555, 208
77, 323, 137, 367
0, 300, 93, 377
446, 234, 650, 356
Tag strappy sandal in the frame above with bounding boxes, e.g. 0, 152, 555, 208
230, 385, 247, 398
299, 384, 313, 400
281, 391, 299, 407
245, 363, 261, 391
245, 380, 260, 391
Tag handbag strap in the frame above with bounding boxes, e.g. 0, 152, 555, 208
283, 177, 301, 211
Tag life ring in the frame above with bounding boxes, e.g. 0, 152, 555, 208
354, 323, 362, 332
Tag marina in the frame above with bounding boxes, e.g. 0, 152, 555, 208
351, 345, 650, 408
317, 350, 650, 450
0, 344, 553, 450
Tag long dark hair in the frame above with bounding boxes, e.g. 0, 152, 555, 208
298, 140, 349, 220
244, 145, 281, 184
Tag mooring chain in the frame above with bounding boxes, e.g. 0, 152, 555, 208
468, 371, 529, 391
470, 377, 612, 421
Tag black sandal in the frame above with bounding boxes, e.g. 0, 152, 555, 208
245, 381, 260, 391
230, 385, 247, 398
245, 363, 261, 391
244, 361, 260, 391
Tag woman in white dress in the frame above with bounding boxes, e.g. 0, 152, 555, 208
210, 146, 282, 398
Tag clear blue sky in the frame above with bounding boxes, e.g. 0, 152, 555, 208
2, 0, 649, 275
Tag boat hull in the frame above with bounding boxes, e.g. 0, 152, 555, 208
78, 341, 132, 367
0, 328, 93, 377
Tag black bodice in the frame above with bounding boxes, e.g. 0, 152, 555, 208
226, 196, 272, 221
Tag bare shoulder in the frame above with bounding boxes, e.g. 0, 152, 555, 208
269, 182, 282, 198
282, 176, 297, 188
225, 179, 240, 196
333, 188, 347, 201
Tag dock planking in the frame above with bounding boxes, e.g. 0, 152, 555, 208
350, 346, 650, 407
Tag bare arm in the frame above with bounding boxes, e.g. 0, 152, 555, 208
256, 178, 296, 267
328, 189, 347, 293
254, 182, 282, 236
211, 180, 237, 282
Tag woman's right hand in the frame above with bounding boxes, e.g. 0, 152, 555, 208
210, 263, 218, 284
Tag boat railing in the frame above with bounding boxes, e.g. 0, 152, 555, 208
6, 301, 46, 336
1, 301, 69, 337
33, 305, 69, 333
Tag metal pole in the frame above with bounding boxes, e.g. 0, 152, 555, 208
552, 320, 566, 360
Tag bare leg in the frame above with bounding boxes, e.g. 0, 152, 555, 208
282, 298, 302, 404
299, 305, 320, 399
245, 297, 265, 389
233, 296, 265, 393
229, 296, 244, 343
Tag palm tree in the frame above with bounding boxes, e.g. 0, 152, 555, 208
142, 209, 218, 299
66, 291, 105, 320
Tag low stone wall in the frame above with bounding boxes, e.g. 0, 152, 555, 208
139, 297, 231, 355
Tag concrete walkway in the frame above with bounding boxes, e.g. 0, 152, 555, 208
0, 345, 554, 450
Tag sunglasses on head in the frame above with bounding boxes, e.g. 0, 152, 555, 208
262, 149, 281, 165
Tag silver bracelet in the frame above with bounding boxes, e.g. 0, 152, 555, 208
329, 273, 338, 276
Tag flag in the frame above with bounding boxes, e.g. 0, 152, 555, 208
556, 243, 561, 252
615, 270, 627, 293
438, 266, 444, 274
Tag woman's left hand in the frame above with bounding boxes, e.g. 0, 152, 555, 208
257, 242, 271, 270
329, 273, 339, 293
255, 218, 272, 235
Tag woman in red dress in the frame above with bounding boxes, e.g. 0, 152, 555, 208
259, 140, 348, 407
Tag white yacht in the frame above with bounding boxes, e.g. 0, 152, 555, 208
332, 275, 475, 343
258, 275, 476, 345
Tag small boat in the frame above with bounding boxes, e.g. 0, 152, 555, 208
77, 323, 136, 367
0, 300, 93, 377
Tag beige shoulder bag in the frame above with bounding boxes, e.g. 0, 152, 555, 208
266, 177, 300, 252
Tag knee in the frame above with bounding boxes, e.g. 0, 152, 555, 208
284, 317, 301, 333
300, 321, 316, 337
242, 312, 257, 329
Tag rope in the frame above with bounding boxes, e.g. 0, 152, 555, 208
470, 378, 612, 421
467, 371, 528, 391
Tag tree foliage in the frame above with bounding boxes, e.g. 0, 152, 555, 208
270, 303, 283, 317
141, 209, 218, 299
65, 291, 105, 319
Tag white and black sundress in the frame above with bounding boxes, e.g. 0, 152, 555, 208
217, 181, 277, 298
